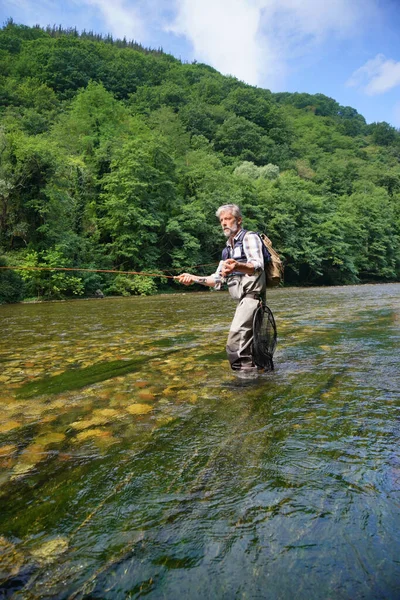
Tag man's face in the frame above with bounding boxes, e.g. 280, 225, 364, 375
219, 211, 242, 238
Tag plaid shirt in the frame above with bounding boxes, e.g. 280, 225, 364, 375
212, 230, 264, 289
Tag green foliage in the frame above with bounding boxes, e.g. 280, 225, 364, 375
222, 87, 291, 144
259, 164, 280, 180
191, 75, 228, 104
148, 107, 190, 157
223, 87, 276, 129
0, 20, 399, 301
100, 133, 178, 269
51, 81, 131, 159
234, 161, 260, 179
179, 101, 228, 140
105, 274, 158, 296
338, 183, 399, 280
16, 249, 84, 299
0, 256, 25, 303
214, 115, 273, 164
369, 121, 397, 146
0, 130, 66, 250
234, 161, 279, 180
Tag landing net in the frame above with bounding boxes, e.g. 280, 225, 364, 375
252, 302, 277, 371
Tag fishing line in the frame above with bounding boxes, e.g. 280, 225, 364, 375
0, 264, 219, 279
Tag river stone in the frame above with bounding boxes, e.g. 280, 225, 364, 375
30, 537, 69, 565
0, 537, 24, 582
126, 403, 153, 415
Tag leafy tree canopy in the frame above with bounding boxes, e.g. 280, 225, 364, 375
0, 20, 399, 301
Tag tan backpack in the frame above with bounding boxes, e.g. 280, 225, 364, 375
259, 233, 284, 287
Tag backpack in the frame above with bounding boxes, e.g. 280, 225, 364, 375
259, 233, 284, 288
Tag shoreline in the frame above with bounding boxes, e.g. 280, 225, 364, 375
1, 280, 399, 306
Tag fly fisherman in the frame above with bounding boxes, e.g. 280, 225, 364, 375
176, 204, 267, 376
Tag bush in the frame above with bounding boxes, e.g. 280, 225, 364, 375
0, 257, 25, 303
105, 274, 158, 296
16, 249, 84, 300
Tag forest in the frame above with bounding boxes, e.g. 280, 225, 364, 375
0, 19, 399, 302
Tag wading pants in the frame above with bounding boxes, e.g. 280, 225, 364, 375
226, 295, 260, 370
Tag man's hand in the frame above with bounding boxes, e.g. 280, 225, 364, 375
221, 259, 255, 276
221, 259, 238, 276
175, 273, 195, 286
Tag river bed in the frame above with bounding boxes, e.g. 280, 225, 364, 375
0, 284, 399, 599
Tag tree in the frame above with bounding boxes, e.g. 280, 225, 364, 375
0, 256, 25, 303
214, 115, 267, 162
16, 37, 103, 98
223, 87, 276, 129
234, 161, 279, 180
179, 101, 228, 140
100, 135, 178, 270
0, 130, 63, 250
1, 20, 399, 299
339, 182, 399, 280
148, 107, 190, 158
51, 81, 132, 163
369, 122, 397, 147
98, 48, 169, 99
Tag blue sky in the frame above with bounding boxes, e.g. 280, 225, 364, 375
1, 0, 400, 127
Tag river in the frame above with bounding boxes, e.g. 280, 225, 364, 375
0, 283, 399, 599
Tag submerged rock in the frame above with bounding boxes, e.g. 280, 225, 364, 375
30, 537, 69, 565
0, 537, 24, 583
126, 403, 153, 415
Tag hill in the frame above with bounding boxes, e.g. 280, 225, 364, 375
0, 20, 399, 301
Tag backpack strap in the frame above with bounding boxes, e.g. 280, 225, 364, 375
221, 229, 247, 261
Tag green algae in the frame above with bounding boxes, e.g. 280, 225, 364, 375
16, 350, 184, 399
16, 357, 149, 399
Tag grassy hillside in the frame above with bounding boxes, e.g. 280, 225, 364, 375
1, 20, 399, 301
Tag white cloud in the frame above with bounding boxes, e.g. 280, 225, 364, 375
257, 0, 366, 55
347, 54, 400, 95
79, 0, 146, 40
166, 0, 272, 86
2, 0, 380, 95
164, 0, 375, 90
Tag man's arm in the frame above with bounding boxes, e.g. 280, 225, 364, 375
222, 232, 264, 276
175, 273, 216, 287
221, 259, 256, 276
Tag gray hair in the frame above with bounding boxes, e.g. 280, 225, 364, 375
215, 204, 242, 219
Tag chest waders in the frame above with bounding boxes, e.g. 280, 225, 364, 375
222, 230, 266, 371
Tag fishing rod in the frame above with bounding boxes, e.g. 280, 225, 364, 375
0, 263, 219, 279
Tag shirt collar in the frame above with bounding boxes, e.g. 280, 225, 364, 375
226, 228, 243, 247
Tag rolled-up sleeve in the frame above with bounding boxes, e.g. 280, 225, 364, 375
243, 233, 264, 272
211, 260, 226, 290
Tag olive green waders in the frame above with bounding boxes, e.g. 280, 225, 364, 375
226, 271, 266, 371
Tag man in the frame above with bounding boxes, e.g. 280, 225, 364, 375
176, 204, 266, 375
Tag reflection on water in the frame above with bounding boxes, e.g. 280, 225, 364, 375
0, 284, 399, 599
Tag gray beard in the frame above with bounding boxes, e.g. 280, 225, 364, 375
223, 226, 238, 238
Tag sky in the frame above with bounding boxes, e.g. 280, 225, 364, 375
1, 0, 400, 127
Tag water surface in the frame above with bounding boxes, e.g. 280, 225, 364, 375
0, 284, 399, 599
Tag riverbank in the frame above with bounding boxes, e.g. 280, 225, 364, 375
2, 279, 399, 307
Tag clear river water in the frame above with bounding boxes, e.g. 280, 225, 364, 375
0, 283, 399, 599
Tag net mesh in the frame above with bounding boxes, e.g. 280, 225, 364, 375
252, 302, 277, 370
